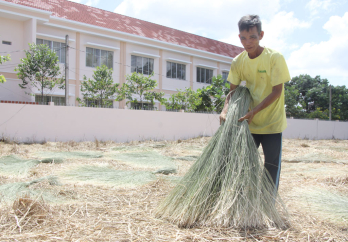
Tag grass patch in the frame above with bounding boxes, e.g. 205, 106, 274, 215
111, 145, 147, 151
173, 155, 199, 161
35, 151, 103, 159
294, 186, 348, 223
0, 155, 40, 176
0, 176, 61, 205
63, 166, 156, 187
285, 153, 341, 163
109, 151, 176, 170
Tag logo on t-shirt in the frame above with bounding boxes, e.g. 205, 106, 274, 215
258, 70, 266, 73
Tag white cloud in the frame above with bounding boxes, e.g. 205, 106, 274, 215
262, 11, 311, 52
112, 0, 347, 86
69, 0, 100, 7
86, 0, 100, 6
306, 0, 346, 17
114, 0, 311, 54
287, 12, 348, 85
306, 0, 333, 16
220, 11, 311, 53
69, 0, 100, 6
114, 0, 281, 44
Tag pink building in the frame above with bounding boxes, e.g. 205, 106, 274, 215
0, 0, 244, 109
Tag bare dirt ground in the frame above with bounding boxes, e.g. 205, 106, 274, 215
0, 138, 347, 241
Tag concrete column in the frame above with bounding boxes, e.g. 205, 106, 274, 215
158, 49, 163, 110
24, 18, 37, 50
190, 56, 194, 89
217, 62, 221, 76
75, 32, 80, 106
23, 18, 36, 103
159, 49, 163, 91
119, 41, 127, 108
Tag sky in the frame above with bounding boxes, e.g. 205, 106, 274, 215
71, 0, 348, 87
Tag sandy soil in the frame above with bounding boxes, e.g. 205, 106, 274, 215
0, 138, 347, 241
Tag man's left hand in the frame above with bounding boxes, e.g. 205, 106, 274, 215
238, 84, 283, 124
238, 110, 255, 124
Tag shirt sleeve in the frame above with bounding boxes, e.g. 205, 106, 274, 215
270, 53, 291, 86
227, 58, 241, 86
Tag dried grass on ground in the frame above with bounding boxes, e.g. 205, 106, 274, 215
0, 138, 347, 241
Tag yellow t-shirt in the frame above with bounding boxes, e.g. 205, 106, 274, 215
227, 47, 291, 134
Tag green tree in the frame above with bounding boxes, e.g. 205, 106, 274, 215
307, 108, 329, 120
284, 84, 306, 118
331, 85, 348, 120
77, 65, 119, 107
195, 75, 230, 113
285, 74, 329, 115
330, 107, 343, 120
195, 87, 213, 112
15, 43, 64, 103
161, 87, 202, 112
117, 72, 164, 109
285, 74, 348, 121
0, 54, 11, 83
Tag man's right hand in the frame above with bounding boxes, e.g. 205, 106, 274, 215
219, 112, 227, 125
219, 83, 238, 125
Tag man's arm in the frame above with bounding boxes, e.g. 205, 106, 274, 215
219, 83, 238, 124
238, 83, 283, 124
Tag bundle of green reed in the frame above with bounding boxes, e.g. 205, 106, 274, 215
155, 86, 288, 228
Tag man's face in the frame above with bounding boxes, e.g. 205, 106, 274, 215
239, 26, 264, 55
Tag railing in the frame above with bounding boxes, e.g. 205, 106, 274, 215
1, 100, 345, 119
19, 101, 217, 114
0, 100, 39, 105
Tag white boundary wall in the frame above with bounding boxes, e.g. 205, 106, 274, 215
0, 103, 347, 142
283, 118, 348, 140
0, 103, 219, 143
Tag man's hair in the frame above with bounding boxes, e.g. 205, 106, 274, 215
238, 15, 262, 34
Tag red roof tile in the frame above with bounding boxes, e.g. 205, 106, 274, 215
2, 0, 244, 58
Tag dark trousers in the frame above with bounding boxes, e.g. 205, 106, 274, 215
252, 133, 282, 191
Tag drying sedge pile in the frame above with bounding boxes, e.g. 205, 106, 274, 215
156, 86, 288, 228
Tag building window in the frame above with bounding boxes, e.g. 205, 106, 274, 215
131, 102, 155, 110
166, 62, 186, 80
84, 99, 113, 108
2, 41, 11, 45
86, 47, 113, 69
131, 55, 154, 75
35, 95, 66, 105
36, 38, 66, 63
197, 67, 213, 84
222, 71, 229, 83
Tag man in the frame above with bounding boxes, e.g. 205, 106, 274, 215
219, 15, 291, 191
